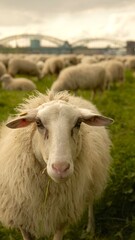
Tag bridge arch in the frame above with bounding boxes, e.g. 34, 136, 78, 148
72, 38, 126, 48
0, 34, 65, 47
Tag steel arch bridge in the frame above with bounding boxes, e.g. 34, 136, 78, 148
72, 38, 126, 48
0, 34, 65, 47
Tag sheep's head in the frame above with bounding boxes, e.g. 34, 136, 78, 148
0, 73, 12, 87
0, 74, 12, 83
6, 100, 113, 183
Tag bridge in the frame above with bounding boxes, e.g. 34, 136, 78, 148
72, 38, 126, 48
0, 34, 66, 47
0, 34, 129, 54
0, 34, 126, 48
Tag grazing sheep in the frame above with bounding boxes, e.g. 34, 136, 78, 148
0, 61, 7, 77
98, 60, 125, 87
81, 56, 98, 64
0, 54, 9, 68
51, 64, 109, 97
0, 74, 36, 91
8, 58, 41, 79
124, 56, 135, 71
36, 60, 44, 71
0, 91, 113, 240
59, 54, 79, 66
41, 57, 64, 78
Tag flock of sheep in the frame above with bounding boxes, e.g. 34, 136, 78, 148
0, 53, 135, 95
0, 52, 134, 240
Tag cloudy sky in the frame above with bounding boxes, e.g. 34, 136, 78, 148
0, 0, 135, 43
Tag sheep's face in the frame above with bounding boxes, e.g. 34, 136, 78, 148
34, 101, 82, 183
0, 74, 11, 83
6, 100, 113, 183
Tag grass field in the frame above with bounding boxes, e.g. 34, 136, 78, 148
0, 70, 135, 240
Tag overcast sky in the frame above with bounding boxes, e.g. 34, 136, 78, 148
0, 0, 135, 42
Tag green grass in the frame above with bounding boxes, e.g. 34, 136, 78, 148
0, 71, 135, 240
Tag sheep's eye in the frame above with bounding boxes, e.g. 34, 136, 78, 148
36, 119, 44, 129
71, 119, 81, 137
74, 119, 82, 129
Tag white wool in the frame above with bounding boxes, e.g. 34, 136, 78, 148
51, 64, 107, 94
0, 61, 7, 77
0, 74, 36, 91
124, 56, 135, 71
41, 57, 64, 77
8, 58, 41, 79
97, 60, 125, 85
0, 91, 112, 239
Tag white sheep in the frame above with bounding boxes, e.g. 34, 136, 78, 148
97, 60, 125, 87
51, 64, 109, 98
59, 54, 79, 65
36, 60, 44, 72
0, 54, 9, 68
81, 56, 98, 64
124, 56, 135, 71
0, 74, 36, 91
41, 57, 64, 77
8, 58, 41, 80
0, 61, 7, 77
41, 55, 79, 78
0, 91, 113, 240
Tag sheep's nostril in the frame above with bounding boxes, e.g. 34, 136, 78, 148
52, 162, 70, 174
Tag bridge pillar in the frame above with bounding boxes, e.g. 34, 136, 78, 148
126, 41, 135, 55
30, 39, 41, 48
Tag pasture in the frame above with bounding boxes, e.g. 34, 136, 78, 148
0, 69, 135, 240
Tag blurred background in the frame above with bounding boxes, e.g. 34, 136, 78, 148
0, 0, 135, 54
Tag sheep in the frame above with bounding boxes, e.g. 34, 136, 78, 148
0, 90, 113, 240
36, 60, 44, 71
0, 74, 36, 91
51, 64, 109, 98
81, 56, 98, 64
59, 54, 79, 65
41, 57, 64, 78
0, 54, 9, 68
41, 55, 79, 78
97, 60, 125, 88
0, 61, 7, 77
8, 58, 41, 80
124, 56, 135, 71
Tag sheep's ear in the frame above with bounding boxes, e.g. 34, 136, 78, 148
6, 110, 37, 129
79, 108, 114, 126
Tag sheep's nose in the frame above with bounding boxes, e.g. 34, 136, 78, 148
52, 162, 70, 174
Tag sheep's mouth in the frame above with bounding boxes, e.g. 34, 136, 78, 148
49, 173, 72, 184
